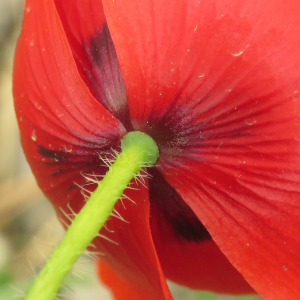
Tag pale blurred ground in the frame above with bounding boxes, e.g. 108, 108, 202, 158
0, 1, 262, 299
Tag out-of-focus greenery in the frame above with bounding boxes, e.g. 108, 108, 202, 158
169, 281, 262, 300
194, 291, 261, 300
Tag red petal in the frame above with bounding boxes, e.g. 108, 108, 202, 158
59, 183, 173, 300
54, 0, 130, 125
103, 0, 300, 298
148, 168, 253, 294
150, 183, 254, 294
102, 0, 300, 130
14, 0, 124, 145
53, 0, 105, 43
98, 261, 158, 300
160, 153, 300, 300
13, 0, 125, 202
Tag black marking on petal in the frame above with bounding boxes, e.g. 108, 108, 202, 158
38, 146, 70, 162
89, 24, 112, 70
149, 168, 211, 242
86, 23, 133, 131
89, 36, 101, 67
52, 169, 65, 176
68, 184, 78, 191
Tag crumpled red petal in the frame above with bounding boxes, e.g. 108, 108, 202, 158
90, 183, 172, 300
103, 0, 300, 298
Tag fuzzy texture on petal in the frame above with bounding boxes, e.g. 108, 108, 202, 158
102, 0, 300, 299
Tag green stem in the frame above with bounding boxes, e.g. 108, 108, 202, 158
25, 131, 159, 300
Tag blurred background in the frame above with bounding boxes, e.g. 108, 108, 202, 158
0, 1, 262, 299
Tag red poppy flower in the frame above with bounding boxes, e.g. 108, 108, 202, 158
13, 0, 300, 299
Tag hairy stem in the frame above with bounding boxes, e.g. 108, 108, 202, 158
25, 131, 159, 300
